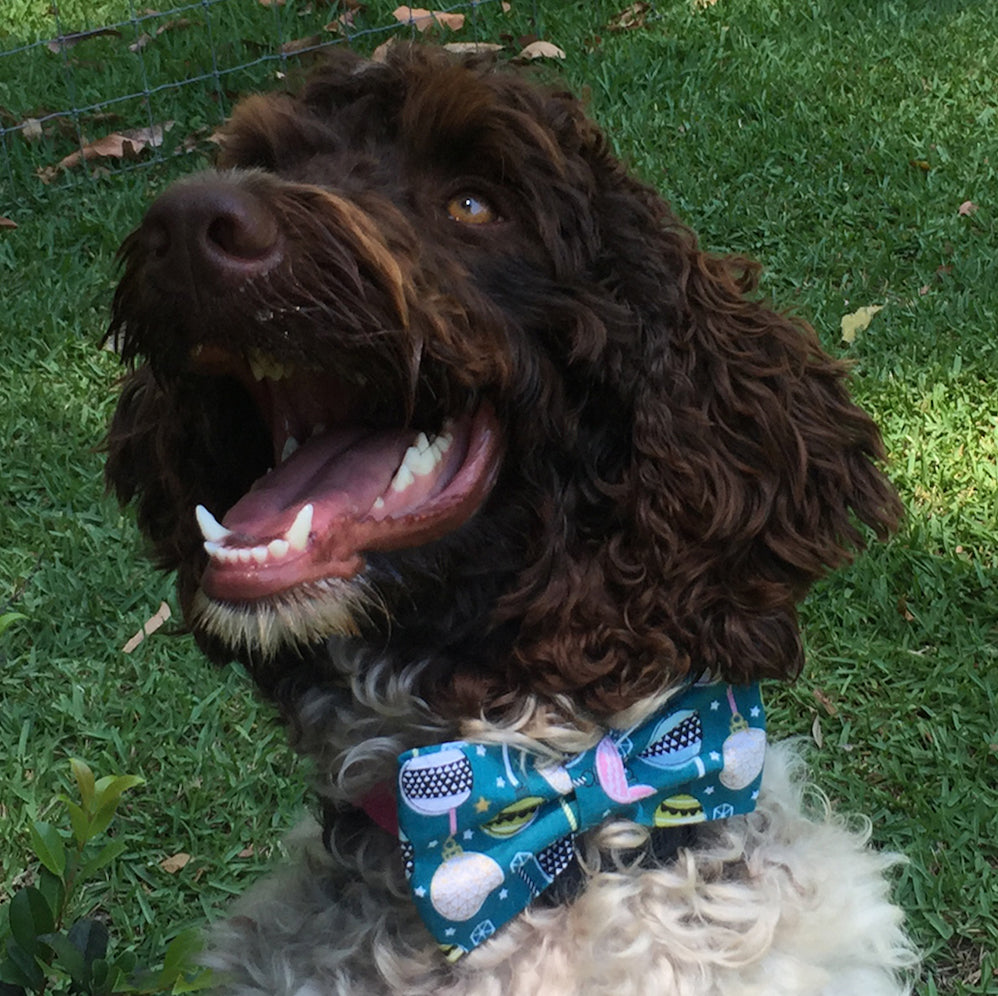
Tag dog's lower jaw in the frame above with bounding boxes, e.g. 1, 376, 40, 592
190, 578, 371, 658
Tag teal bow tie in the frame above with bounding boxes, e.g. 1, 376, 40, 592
396, 680, 766, 960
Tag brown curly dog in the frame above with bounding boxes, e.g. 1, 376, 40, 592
106, 44, 916, 996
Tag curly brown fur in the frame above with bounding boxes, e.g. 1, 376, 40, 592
106, 45, 899, 720
105, 44, 911, 994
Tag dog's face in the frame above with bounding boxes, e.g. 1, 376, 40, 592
106, 45, 900, 718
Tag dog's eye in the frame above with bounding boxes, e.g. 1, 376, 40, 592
447, 194, 498, 225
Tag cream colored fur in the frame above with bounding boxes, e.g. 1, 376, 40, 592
205, 739, 917, 995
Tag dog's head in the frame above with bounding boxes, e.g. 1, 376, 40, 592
106, 44, 900, 720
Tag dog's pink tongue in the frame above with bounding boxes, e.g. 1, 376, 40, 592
221, 427, 408, 538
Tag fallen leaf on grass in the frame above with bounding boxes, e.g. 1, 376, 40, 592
444, 42, 504, 54
280, 34, 323, 55
238, 845, 255, 858
957, 200, 979, 216
160, 852, 192, 874
56, 122, 174, 171
517, 40, 566, 60
812, 688, 838, 717
129, 19, 194, 52
811, 714, 823, 749
840, 304, 883, 344
909, 159, 931, 172
46, 28, 121, 53
607, 2, 651, 31
123, 601, 171, 653
0, 217, 17, 230
392, 7, 465, 31
21, 118, 43, 143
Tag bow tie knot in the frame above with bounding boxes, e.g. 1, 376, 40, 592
396, 680, 766, 960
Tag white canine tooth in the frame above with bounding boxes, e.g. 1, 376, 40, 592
285, 503, 313, 551
268, 538, 290, 559
196, 505, 232, 542
372, 497, 385, 511
204, 540, 223, 557
251, 545, 269, 564
281, 436, 299, 462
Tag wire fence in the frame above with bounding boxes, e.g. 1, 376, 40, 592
0, 0, 539, 197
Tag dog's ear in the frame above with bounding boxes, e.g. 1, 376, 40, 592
495, 121, 902, 715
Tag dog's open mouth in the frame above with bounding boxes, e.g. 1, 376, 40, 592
190, 346, 503, 603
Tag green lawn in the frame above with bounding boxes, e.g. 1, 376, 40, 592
1, 1, 996, 993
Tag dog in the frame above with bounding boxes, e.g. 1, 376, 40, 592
105, 44, 917, 995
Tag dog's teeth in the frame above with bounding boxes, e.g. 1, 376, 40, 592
391, 463, 416, 493
196, 505, 232, 542
237, 548, 253, 564
268, 538, 290, 559
372, 497, 385, 511
415, 432, 431, 454
432, 431, 454, 457
285, 503, 313, 551
251, 545, 270, 564
281, 436, 299, 462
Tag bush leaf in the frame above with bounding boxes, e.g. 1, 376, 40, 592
69, 758, 96, 812
9, 887, 56, 950
29, 821, 66, 877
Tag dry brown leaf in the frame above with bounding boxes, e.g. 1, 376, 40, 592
392, 7, 465, 31
958, 200, 979, 216
443, 42, 504, 55
160, 852, 192, 874
238, 845, 255, 858
46, 28, 121, 53
518, 40, 566, 60
371, 38, 400, 62
0, 217, 17, 230
123, 601, 172, 653
130, 19, 194, 51
21, 118, 43, 143
607, 2, 651, 31
840, 304, 883, 344
57, 122, 173, 172
280, 34, 322, 55
811, 714, 824, 749
812, 688, 838, 717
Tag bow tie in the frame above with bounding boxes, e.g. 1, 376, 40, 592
396, 680, 766, 960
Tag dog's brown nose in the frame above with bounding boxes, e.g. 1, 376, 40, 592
137, 178, 282, 290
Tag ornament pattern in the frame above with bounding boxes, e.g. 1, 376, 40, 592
396, 680, 766, 959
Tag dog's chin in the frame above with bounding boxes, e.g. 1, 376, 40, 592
190, 577, 372, 659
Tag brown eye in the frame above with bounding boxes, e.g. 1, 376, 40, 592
446, 193, 498, 225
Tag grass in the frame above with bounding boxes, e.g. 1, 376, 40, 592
1, 0, 996, 992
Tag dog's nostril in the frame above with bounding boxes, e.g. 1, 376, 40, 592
205, 208, 279, 262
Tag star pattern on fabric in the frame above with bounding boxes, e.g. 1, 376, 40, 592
474, 797, 491, 813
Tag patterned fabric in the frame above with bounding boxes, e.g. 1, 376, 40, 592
396, 680, 766, 960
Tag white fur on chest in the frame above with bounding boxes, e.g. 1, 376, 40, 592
204, 743, 916, 996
